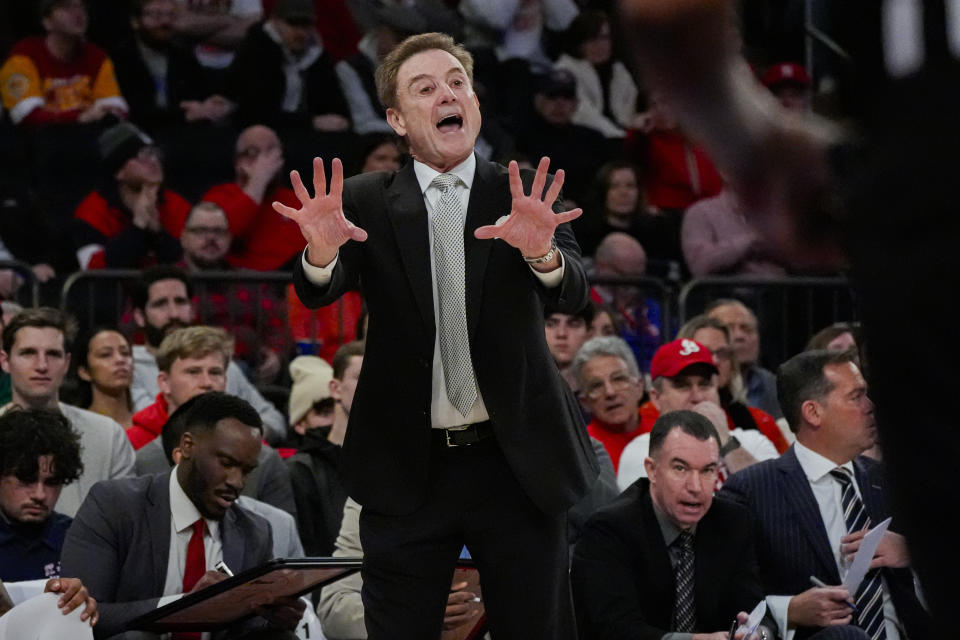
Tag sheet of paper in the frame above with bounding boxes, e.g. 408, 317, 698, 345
842, 516, 892, 594
734, 599, 767, 638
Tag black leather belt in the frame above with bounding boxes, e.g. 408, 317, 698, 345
436, 420, 494, 448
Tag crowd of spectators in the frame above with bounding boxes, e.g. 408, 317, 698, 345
0, 1, 911, 639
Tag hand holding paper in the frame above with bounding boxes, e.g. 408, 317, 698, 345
842, 525, 911, 570
841, 517, 892, 594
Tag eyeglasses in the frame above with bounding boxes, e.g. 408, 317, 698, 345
582, 372, 638, 400
184, 226, 230, 237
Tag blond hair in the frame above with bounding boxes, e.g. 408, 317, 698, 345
375, 32, 474, 110
156, 326, 234, 373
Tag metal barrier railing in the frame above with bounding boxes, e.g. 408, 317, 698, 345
678, 275, 856, 368
56, 269, 856, 372
0, 259, 41, 308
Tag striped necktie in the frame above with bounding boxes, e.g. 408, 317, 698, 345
829, 468, 886, 640
672, 530, 696, 632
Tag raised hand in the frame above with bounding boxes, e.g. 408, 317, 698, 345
272, 157, 367, 267
474, 157, 582, 264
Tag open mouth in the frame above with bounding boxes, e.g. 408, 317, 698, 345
436, 114, 463, 133
215, 491, 238, 509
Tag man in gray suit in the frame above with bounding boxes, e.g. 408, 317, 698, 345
60, 392, 304, 639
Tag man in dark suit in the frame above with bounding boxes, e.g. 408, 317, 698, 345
722, 350, 931, 640
59, 392, 304, 639
572, 409, 773, 640
275, 31, 597, 640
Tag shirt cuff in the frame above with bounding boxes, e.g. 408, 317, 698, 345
157, 593, 183, 608
661, 633, 693, 640
301, 250, 338, 285
766, 595, 794, 640
528, 249, 565, 288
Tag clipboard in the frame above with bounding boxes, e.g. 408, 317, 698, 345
130, 557, 362, 632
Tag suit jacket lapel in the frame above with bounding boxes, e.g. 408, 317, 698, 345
387, 161, 434, 331
777, 448, 841, 582
147, 472, 174, 596
463, 156, 501, 338
640, 485, 678, 619
221, 508, 246, 572
853, 457, 887, 526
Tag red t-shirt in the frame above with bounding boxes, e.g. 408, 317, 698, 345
127, 393, 169, 450
587, 408, 649, 471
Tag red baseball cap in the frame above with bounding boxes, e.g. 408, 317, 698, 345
761, 62, 811, 90
650, 339, 718, 379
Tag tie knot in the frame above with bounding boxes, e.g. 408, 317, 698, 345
829, 468, 853, 486
675, 530, 694, 550
192, 519, 206, 536
432, 173, 460, 193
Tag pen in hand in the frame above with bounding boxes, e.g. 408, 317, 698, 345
215, 561, 235, 577
809, 575, 855, 609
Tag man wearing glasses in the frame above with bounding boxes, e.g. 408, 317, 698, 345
572, 335, 648, 470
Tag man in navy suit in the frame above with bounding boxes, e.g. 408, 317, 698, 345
276, 31, 597, 640
722, 350, 931, 640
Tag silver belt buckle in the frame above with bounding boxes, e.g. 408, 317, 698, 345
444, 425, 470, 448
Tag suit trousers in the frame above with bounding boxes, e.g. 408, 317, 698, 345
359, 434, 575, 640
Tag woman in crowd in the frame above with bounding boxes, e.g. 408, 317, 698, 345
74, 327, 135, 428
575, 161, 647, 257
554, 9, 641, 139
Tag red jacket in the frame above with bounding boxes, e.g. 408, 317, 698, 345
127, 393, 169, 450
202, 182, 304, 271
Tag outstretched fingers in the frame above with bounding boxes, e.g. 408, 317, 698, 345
272, 200, 300, 220
531, 156, 550, 200
312, 157, 326, 198
290, 169, 312, 205
555, 207, 582, 224
543, 169, 565, 208
329, 158, 344, 201
507, 160, 524, 200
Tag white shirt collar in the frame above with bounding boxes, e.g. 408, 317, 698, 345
168, 466, 219, 537
413, 153, 476, 195
794, 440, 855, 484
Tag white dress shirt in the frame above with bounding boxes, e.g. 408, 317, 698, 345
160, 468, 223, 603
766, 442, 902, 640
301, 153, 566, 428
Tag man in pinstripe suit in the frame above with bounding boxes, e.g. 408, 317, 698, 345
722, 350, 930, 640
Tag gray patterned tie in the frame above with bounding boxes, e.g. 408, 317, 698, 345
672, 530, 696, 632
430, 173, 478, 417
829, 468, 887, 640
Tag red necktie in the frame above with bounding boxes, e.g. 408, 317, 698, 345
174, 519, 206, 640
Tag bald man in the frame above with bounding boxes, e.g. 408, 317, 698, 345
201, 124, 304, 270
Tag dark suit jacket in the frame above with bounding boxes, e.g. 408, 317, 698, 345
721, 446, 932, 639
293, 156, 598, 516
59, 472, 274, 639
571, 479, 765, 640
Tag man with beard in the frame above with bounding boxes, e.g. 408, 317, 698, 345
129, 266, 287, 443
178, 202, 291, 383
110, 0, 233, 132
201, 124, 307, 271
60, 392, 305, 639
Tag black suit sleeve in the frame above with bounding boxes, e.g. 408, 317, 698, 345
571, 514, 670, 640
59, 483, 162, 640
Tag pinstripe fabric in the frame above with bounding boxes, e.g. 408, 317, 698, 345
830, 469, 886, 640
